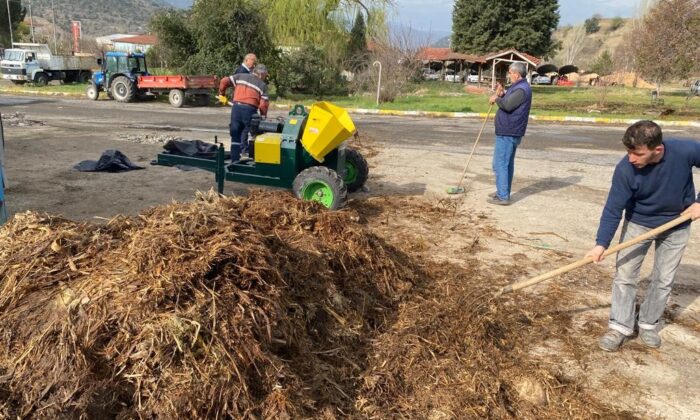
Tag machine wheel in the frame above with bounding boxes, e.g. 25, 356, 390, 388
86, 81, 99, 100
169, 89, 185, 108
77, 71, 91, 84
293, 166, 347, 210
34, 72, 49, 86
112, 76, 136, 103
342, 147, 369, 193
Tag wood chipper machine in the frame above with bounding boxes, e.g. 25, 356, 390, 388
152, 102, 369, 209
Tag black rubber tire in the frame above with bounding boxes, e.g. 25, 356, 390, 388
86, 81, 99, 100
111, 76, 135, 103
77, 71, 91, 84
34, 72, 49, 86
343, 147, 369, 193
169, 89, 185, 108
195, 94, 210, 106
292, 166, 347, 210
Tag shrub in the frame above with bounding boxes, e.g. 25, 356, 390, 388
274, 46, 347, 98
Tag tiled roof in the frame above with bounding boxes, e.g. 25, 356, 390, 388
417, 48, 483, 62
481, 49, 542, 66
112, 35, 159, 45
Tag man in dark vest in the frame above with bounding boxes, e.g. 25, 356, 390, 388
234, 53, 257, 75
487, 62, 533, 205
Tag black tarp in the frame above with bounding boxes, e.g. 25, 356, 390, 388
163, 139, 220, 158
74, 150, 145, 172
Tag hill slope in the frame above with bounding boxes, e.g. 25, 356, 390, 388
26, 0, 170, 39
552, 17, 632, 70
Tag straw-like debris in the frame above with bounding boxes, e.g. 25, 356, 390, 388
0, 190, 635, 418
0, 190, 418, 418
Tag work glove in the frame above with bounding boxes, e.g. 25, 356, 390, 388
217, 95, 228, 106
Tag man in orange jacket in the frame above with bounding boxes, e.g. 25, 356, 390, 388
218, 64, 269, 161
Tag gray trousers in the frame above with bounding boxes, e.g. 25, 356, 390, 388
609, 220, 691, 336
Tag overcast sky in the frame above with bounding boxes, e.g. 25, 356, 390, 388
392, 0, 641, 33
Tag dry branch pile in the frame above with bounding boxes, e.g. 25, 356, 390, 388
0, 190, 418, 418
0, 190, 634, 419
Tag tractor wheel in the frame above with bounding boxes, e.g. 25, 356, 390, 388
34, 72, 49, 86
169, 89, 185, 108
342, 147, 369, 192
112, 76, 136, 103
293, 166, 347, 210
86, 81, 99, 100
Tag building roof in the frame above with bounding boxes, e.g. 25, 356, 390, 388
111, 35, 159, 45
481, 49, 542, 66
417, 48, 483, 62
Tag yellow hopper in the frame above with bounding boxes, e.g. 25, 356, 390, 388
301, 101, 357, 162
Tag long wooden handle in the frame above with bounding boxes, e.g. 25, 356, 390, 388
454, 104, 494, 189
499, 213, 694, 295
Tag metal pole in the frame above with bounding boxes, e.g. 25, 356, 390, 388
29, 1, 35, 43
51, 0, 57, 53
5, 0, 13, 46
373, 60, 382, 107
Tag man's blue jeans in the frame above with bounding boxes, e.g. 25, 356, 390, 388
609, 220, 690, 336
492, 135, 522, 200
229, 103, 257, 161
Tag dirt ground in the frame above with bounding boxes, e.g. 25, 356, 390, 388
1, 94, 699, 418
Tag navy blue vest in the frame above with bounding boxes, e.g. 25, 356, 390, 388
494, 78, 532, 137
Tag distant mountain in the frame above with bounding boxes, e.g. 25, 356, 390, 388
388, 23, 450, 49
432, 36, 450, 48
162, 0, 193, 7
24, 0, 171, 38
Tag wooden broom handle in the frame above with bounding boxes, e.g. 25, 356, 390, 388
454, 104, 494, 189
499, 213, 694, 295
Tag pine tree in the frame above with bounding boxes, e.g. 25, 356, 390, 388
451, 0, 559, 57
591, 50, 614, 76
347, 11, 367, 60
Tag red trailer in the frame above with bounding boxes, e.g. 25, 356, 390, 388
137, 75, 218, 107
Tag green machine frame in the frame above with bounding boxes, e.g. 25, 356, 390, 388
152, 105, 346, 194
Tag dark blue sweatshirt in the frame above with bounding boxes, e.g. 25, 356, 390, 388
596, 138, 700, 248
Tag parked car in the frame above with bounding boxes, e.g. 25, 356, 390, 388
467, 73, 480, 83
422, 69, 440, 81
444, 70, 462, 82
530, 74, 551, 85
689, 79, 700, 98
555, 75, 575, 86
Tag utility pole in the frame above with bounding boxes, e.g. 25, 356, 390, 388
51, 0, 57, 53
29, 0, 35, 43
5, 0, 13, 46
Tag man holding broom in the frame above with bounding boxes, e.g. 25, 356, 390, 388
586, 120, 700, 352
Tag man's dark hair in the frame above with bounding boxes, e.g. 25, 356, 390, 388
622, 120, 662, 149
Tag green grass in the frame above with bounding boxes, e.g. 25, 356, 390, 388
2, 79, 699, 121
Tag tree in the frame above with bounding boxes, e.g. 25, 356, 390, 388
591, 50, 614, 75
347, 10, 368, 63
451, 0, 560, 57
0, 0, 26, 47
556, 24, 587, 65
150, 0, 273, 77
631, 0, 700, 93
584, 15, 601, 34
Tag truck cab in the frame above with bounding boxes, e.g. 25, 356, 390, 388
0, 48, 36, 84
88, 51, 149, 102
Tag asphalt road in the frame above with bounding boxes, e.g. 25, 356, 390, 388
3, 94, 699, 156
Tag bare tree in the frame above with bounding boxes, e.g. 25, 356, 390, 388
349, 26, 425, 103
556, 24, 586, 65
632, 0, 700, 95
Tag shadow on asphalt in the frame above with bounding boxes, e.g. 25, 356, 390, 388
511, 175, 583, 203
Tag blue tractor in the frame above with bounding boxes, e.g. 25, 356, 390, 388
86, 51, 148, 103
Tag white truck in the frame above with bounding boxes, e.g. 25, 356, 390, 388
0, 43, 97, 86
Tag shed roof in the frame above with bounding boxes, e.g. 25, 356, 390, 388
111, 35, 159, 45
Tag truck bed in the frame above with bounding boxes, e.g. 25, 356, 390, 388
137, 75, 218, 90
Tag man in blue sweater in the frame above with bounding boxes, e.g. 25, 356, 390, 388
586, 120, 700, 352
487, 62, 532, 205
